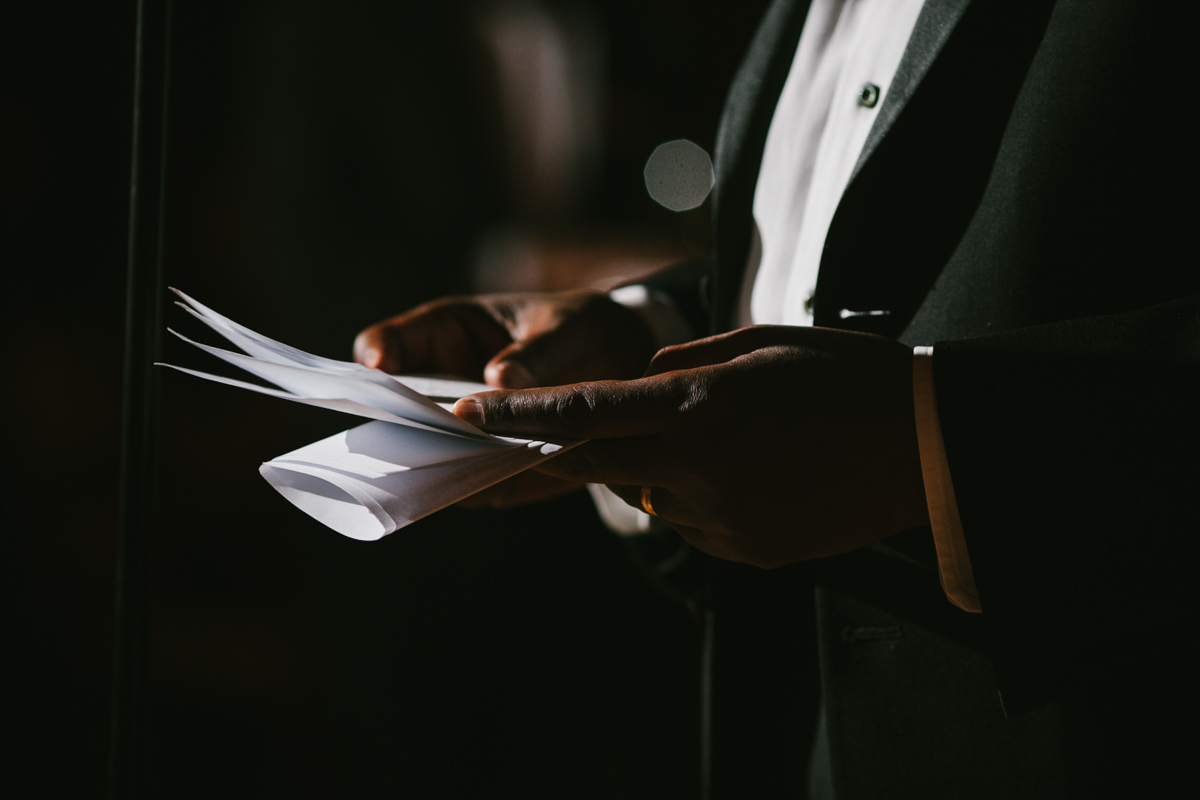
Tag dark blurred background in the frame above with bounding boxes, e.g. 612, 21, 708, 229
6, 1, 767, 795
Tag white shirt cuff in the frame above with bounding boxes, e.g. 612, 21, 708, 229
913, 346, 981, 613
586, 483, 654, 536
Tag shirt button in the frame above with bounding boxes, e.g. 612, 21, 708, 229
857, 82, 880, 108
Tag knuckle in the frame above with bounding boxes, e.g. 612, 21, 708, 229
487, 393, 519, 425
552, 387, 597, 436
667, 371, 709, 414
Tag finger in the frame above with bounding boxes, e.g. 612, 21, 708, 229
485, 327, 597, 389
483, 298, 656, 389
353, 326, 392, 370
645, 326, 805, 376
484, 340, 538, 389
626, 485, 697, 528
643, 328, 761, 376
452, 373, 697, 440
532, 438, 665, 486
604, 483, 643, 509
602, 485, 748, 564
353, 302, 510, 376
603, 483, 713, 538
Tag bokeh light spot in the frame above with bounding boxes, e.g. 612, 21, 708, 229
643, 139, 714, 211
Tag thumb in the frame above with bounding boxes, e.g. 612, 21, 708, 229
483, 340, 539, 389
483, 323, 589, 389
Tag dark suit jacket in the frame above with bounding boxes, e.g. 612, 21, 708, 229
648, 0, 1200, 796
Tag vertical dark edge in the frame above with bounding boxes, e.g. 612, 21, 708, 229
109, 0, 172, 797
699, 560, 715, 800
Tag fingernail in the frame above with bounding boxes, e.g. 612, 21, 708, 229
493, 361, 533, 389
361, 346, 381, 369
453, 398, 484, 426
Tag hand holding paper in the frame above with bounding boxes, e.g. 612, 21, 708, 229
353, 289, 658, 508
160, 290, 577, 540
451, 325, 929, 568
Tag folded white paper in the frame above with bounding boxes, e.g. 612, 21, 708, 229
160, 289, 577, 540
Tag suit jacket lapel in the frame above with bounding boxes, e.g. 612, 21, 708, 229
849, 0, 974, 186
711, 0, 976, 333
814, 0, 1057, 337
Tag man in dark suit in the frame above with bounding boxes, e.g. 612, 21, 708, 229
357, 0, 1198, 795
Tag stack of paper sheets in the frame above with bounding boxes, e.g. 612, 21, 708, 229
160, 290, 576, 541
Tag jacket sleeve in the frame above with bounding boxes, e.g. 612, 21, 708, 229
932, 295, 1200, 713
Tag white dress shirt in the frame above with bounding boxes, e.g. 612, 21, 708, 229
739, 0, 926, 329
